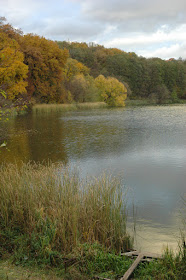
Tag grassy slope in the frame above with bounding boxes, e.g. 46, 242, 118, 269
0, 260, 63, 280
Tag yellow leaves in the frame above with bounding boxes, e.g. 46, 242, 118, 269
63, 58, 90, 81
7, 80, 27, 99
95, 75, 127, 107
0, 31, 28, 99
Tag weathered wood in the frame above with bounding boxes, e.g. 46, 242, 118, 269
120, 253, 144, 280
121, 251, 163, 259
121, 251, 138, 257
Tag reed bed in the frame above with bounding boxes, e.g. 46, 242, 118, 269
0, 162, 131, 259
76, 102, 107, 109
32, 102, 107, 114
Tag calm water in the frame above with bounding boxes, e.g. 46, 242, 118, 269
1, 105, 186, 253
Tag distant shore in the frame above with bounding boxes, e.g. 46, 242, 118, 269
32, 98, 186, 114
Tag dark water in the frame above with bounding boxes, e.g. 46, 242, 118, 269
1, 105, 186, 253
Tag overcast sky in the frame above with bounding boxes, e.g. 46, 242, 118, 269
1, 0, 186, 59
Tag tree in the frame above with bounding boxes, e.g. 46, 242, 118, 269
20, 34, 69, 103
149, 84, 170, 104
95, 75, 127, 106
63, 58, 89, 82
69, 74, 88, 102
0, 31, 28, 100
0, 19, 29, 150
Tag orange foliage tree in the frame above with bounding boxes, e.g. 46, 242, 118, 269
20, 34, 69, 103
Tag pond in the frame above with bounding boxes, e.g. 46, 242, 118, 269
1, 105, 186, 253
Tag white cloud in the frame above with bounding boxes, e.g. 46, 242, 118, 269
104, 24, 186, 46
1, 0, 186, 58
102, 24, 186, 59
139, 43, 186, 59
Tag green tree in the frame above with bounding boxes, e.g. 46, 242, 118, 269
149, 84, 170, 104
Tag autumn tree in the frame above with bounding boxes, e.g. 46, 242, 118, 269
0, 31, 28, 100
63, 58, 89, 82
0, 17, 22, 41
95, 75, 127, 106
62, 58, 94, 103
69, 74, 88, 102
0, 21, 28, 149
20, 34, 69, 103
68, 74, 99, 102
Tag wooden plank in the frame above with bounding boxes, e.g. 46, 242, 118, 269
122, 251, 139, 257
120, 253, 144, 280
121, 251, 163, 259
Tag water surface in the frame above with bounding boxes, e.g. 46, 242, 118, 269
1, 105, 186, 253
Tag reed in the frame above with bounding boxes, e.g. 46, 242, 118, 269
0, 162, 131, 260
32, 102, 107, 114
76, 102, 107, 109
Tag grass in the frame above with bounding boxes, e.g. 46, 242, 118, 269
0, 162, 131, 265
0, 243, 133, 279
32, 100, 186, 115
0, 162, 185, 279
125, 99, 156, 106
134, 241, 186, 279
125, 98, 186, 107
0, 242, 185, 280
32, 102, 108, 114
0, 260, 63, 280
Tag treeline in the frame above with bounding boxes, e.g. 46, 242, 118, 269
0, 18, 127, 108
57, 41, 186, 103
0, 17, 186, 110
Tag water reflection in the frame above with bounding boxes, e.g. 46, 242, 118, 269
0, 113, 68, 164
0, 105, 185, 252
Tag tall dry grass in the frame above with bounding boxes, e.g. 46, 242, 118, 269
32, 102, 107, 114
0, 162, 131, 254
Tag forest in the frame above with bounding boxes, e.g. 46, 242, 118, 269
0, 17, 186, 111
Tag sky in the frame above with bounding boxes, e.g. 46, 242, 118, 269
1, 0, 186, 59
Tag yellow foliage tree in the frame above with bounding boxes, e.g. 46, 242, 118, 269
95, 75, 127, 106
63, 58, 90, 81
0, 31, 28, 100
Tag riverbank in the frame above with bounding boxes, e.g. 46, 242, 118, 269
2, 99, 185, 120
32, 102, 108, 114
32, 99, 186, 114
0, 162, 185, 279
0, 243, 185, 279
0, 163, 131, 273
125, 98, 186, 106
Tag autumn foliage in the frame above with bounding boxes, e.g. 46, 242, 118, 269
20, 34, 69, 103
0, 31, 28, 99
95, 75, 127, 106
2, 17, 185, 108
0, 18, 128, 107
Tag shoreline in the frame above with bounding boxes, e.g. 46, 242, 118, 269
32, 99, 186, 114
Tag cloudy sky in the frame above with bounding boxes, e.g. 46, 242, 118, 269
1, 0, 186, 59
